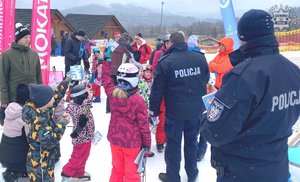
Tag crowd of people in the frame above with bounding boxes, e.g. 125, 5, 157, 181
0, 9, 299, 182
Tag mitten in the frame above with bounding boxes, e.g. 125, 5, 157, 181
70, 130, 80, 138
78, 114, 88, 128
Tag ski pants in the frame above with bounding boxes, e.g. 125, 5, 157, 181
109, 144, 140, 182
62, 141, 91, 177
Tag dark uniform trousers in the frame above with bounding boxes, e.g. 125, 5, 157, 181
164, 117, 199, 182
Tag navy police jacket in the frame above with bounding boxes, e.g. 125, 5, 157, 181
201, 35, 300, 182
149, 42, 209, 120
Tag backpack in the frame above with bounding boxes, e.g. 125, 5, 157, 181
133, 44, 150, 62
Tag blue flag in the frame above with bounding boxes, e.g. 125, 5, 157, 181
219, 0, 240, 50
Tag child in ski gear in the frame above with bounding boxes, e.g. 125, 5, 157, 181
138, 64, 153, 108
61, 83, 94, 181
138, 64, 156, 157
101, 62, 151, 182
22, 78, 72, 182
90, 47, 103, 103
50, 83, 67, 163
0, 84, 30, 182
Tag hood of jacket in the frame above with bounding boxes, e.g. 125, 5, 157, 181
11, 41, 30, 52
5, 102, 23, 120
218, 37, 234, 56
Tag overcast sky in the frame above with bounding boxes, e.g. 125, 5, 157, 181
16, 0, 299, 18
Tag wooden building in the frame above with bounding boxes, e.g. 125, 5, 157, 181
15, 9, 75, 42
65, 14, 127, 40
199, 37, 220, 53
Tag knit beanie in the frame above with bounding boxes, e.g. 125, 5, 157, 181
29, 84, 54, 108
16, 84, 29, 105
77, 29, 86, 37
70, 84, 87, 98
237, 9, 274, 42
15, 23, 30, 42
70, 84, 88, 105
114, 31, 121, 38
134, 33, 143, 40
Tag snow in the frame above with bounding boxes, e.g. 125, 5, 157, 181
1, 51, 300, 182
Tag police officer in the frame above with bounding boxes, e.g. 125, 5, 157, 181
149, 32, 209, 182
200, 9, 300, 182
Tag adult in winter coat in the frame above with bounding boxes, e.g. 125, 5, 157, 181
22, 78, 71, 182
51, 34, 57, 56
149, 32, 210, 182
61, 31, 69, 56
0, 84, 30, 181
0, 24, 42, 125
132, 33, 152, 64
208, 37, 234, 89
101, 62, 151, 182
152, 34, 171, 72
200, 9, 300, 182
64, 29, 89, 77
110, 34, 142, 84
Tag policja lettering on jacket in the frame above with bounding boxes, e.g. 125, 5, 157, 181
174, 67, 201, 78
271, 90, 300, 112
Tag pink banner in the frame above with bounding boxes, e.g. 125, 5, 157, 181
31, 0, 51, 85
0, 0, 15, 54
0, 0, 4, 54
3, 0, 15, 50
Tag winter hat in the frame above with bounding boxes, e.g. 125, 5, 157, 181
238, 9, 274, 42
143, 64, 152, 72
70, 84, 88, 105
15, 23, 30, 42
163, 34, 170, 42
77, 29, 86, 37
16, 84, 29, 105
187, 35, 198, 47
70, 84, 87, 98
93, 47, 100, 53
29, 84, 54, 108
114, 31, 121, 38
134, 33, 143, 40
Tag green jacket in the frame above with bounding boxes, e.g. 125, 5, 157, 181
0, 42, 42, 105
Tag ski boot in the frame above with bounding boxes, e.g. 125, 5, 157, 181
2, 170, 28, 182
61, 172, 91, 182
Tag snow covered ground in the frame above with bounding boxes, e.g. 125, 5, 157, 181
0, 51, 300, 182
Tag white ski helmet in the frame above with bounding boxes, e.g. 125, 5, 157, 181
117, 63, 139, 88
